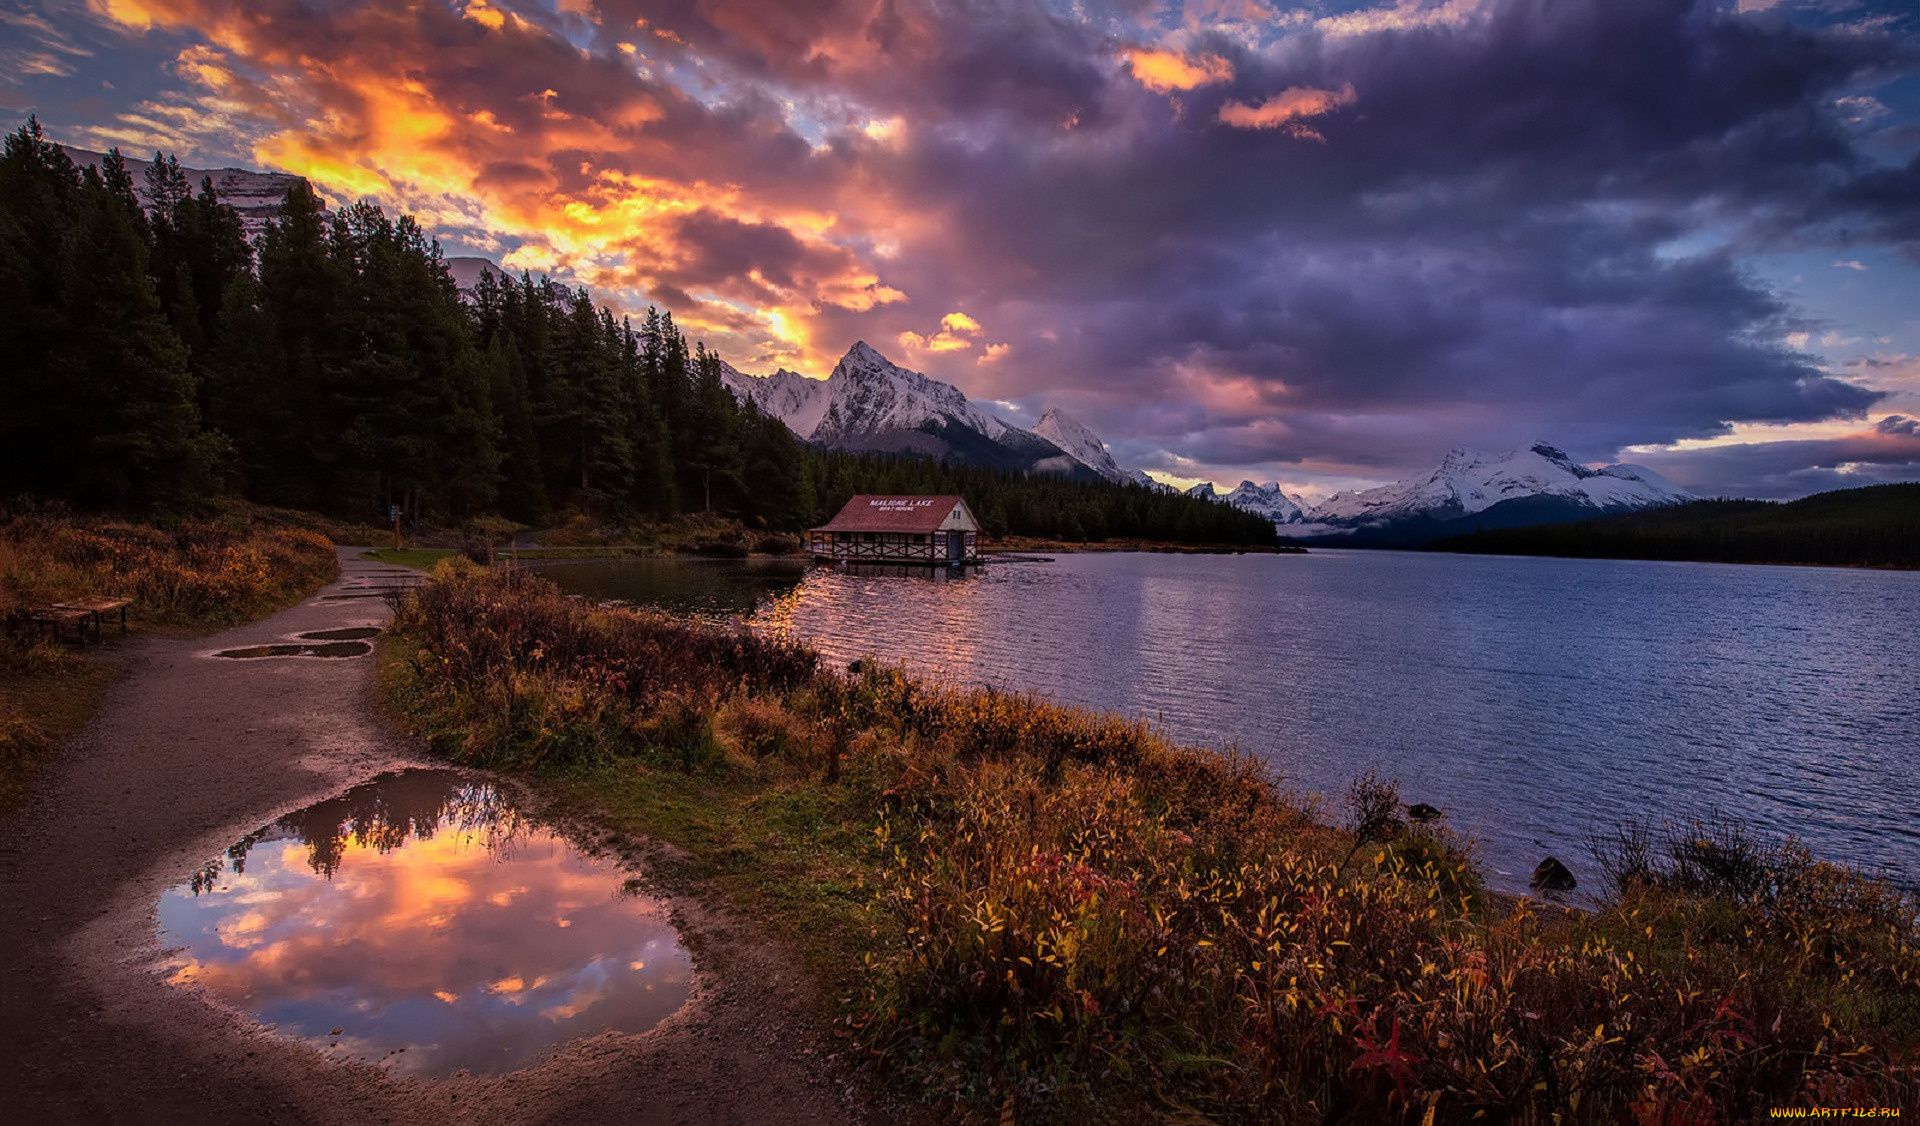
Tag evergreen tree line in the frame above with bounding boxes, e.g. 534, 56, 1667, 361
1434, 484, 1920, 568
0, 118, 800, 525
0, 117, 1275, 547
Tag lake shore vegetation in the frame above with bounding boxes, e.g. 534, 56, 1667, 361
381, 560, 1920, 1121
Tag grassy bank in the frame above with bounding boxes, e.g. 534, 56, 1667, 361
382, 561, 1920, 1121
0, 514, 340, 806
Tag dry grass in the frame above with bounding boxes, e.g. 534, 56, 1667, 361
0, 515, 338, 626
383, 563, 1920, 1122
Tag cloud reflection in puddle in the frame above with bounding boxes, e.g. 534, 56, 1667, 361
158, 770, 693, 1076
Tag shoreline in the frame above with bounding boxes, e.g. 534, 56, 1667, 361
984, 535, 1306, 554
377, 560, 1920, 1120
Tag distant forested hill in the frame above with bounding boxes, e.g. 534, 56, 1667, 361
0, 118, 1272, 548
1433, 484, 1920, 568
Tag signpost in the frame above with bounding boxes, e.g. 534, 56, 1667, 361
390, 504, 401, 550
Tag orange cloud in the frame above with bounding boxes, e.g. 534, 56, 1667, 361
1122, 47, 1234, 93
86, 0, 915, 375
1218, 83, 1356, 139
899, 310, 985, 354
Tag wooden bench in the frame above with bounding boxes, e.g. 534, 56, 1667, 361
35, 596, 133, 646
29, 606, 94, 647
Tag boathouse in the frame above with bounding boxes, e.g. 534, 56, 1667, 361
807, 495, 981, 564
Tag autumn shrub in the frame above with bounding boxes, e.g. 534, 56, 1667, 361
388, 559, 817, 772
384, 564, 1920, 1122
716, 694, 816, 768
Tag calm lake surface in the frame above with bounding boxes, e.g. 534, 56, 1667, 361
548, 551, 1920, 894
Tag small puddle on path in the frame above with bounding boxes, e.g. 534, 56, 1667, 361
158, 770, 693, 1076
299, 627, 382, 641
213, 642, 371, 659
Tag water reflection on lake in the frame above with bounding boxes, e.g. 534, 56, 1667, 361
534, 555, 811, 618
158, 770, 693, 1076
548, 551, 1920, 894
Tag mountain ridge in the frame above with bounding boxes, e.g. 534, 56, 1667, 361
721, 343, 1143, 479
1186, 440, 1693, 545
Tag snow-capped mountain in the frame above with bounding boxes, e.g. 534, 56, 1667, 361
1188, 441, 1691, 544
723, 342, 1106, 475
63, 146, 312, 241
813, 342, 1044, 454
720, 363, 833, 439
1031, 407, 1131, 484
1309, 442, 1691, 531
1223, 481, 1307, 524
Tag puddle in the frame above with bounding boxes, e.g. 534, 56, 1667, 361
159, 770, 693, 1077
298, 627, 382, 641
213, 642, 372, 659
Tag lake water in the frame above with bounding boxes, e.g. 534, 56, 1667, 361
547, 551, 1920, 894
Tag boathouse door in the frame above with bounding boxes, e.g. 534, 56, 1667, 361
946, 531, 964, 562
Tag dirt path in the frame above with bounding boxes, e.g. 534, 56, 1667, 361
0, 549, 879, 1125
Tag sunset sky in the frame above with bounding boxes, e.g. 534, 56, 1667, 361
5, 0, 1919, 499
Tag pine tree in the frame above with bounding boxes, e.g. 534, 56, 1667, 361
54, 156, 207, 507
0, 117, 79, 499
485, 337, 548, 523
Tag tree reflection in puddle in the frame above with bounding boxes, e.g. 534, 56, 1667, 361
159, 770, 693, 1076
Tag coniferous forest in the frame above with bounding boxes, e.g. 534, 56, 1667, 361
1433, 484, 1920, 568
0, 119, 1277, 548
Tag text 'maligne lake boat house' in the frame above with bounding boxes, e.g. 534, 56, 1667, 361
807, 495, 982, 564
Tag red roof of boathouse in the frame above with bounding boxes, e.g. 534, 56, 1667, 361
813, 495, 968, 534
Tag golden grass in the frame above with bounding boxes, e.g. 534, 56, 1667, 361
0, 515, 338, 626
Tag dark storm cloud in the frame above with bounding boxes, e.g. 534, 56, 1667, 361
1828, 150, 1920, 258
835, 0, 1917, 481
590, 0, 1120, 128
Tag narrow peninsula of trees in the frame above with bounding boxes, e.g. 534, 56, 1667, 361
1434, 484, 1920, 568
0, 117, 1270, 548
